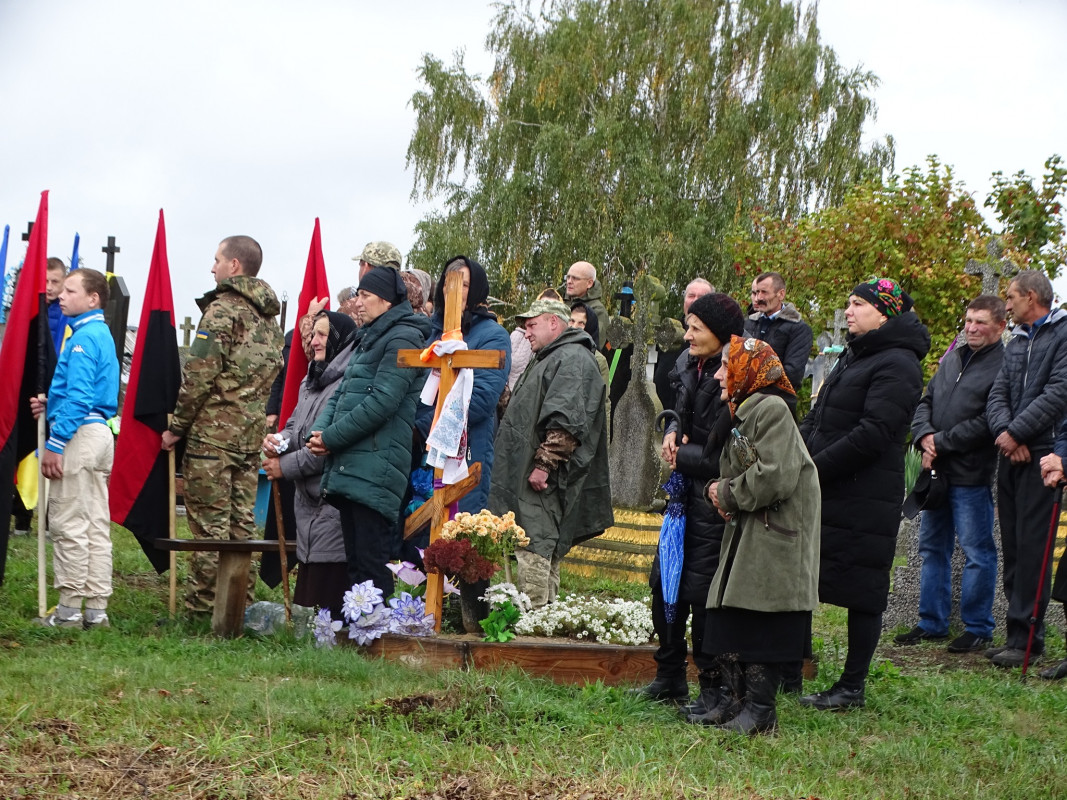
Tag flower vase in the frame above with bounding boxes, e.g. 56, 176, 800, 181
459, 578, 490, 635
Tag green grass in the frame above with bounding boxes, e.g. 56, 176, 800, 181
1, 523, 1065, 799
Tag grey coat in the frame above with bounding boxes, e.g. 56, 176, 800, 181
708, 393, 821, 613
278, 344, 353, 563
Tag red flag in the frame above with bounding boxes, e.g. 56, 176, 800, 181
0, 191, 54, 584
278, 218, 330, 427
109, 210, 181, 573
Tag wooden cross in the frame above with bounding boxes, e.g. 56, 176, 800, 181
965, 238, 1017, 295
102, 236, 121, 273
397, 269, 506, 630
22, 221, 33, 242
180, 316, 196, 347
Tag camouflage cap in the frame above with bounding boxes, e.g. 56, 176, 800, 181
353, 241, 403, 269
516, 298, 570, 324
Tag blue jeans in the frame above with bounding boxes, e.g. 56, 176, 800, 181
917, 484, 996, 639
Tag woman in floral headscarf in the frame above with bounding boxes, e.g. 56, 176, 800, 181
687, 335, 820, 735
798, 278, 930, 711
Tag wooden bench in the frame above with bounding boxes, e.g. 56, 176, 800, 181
155, 538, 296, 638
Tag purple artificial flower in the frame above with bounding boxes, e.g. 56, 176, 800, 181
388, 592, 435, 636
347, 604, 391, 646
312, 607, 343, 649
342, 580, 385, 622
386, 560, 427, 587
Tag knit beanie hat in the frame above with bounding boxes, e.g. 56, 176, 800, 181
851, 277, 913, 318
358, 265, 407, 304
686, 292, 745, 344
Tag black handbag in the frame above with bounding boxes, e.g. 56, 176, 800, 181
902, 468, 948, 519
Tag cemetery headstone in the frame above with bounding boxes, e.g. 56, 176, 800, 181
607, 272, 667, 510
965, 238, 1016, 296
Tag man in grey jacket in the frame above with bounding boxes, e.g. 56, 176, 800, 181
896, 295, 1005, 653
985, 271, 1067, 668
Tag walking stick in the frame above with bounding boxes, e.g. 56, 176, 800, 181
1021, 480, 1065, 679
36, 394, 49, 618
271, 480, 292, 624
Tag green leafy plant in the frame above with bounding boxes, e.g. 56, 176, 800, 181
480, 600, 521, 643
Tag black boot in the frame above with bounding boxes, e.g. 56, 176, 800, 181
718, 662, 779, 736
778, 660, 804, 694
629, 674, 688, 702
679, 668, 721, 716
686, 658, 742, 725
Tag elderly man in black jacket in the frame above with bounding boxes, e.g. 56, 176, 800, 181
985, 270, 1067, 668
744, 271, 812, 412
896, 295, 1006, 654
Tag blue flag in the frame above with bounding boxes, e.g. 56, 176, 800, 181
70, 231, 80, 271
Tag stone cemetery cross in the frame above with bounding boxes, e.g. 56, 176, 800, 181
101, 236, 121, 273
396, 269, 506, 630
965, 238, 1017, 296
180, 316, 196, 347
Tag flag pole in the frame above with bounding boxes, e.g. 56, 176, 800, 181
271, 482, 292, 623
168, 441, 177, 617
36, 404, 48, 617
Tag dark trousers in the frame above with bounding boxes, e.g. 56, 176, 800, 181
998, 455, 1057, 652
334, 499, 397, 598
651, 585, 713, 677
840, 609, 882, 689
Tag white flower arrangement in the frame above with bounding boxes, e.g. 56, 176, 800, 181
482, 582, 532, 614
513, 594, 654, 646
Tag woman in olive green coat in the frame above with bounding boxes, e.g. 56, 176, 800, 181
691, 335, 820, 735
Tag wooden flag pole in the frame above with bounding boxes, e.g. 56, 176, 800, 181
36, 394, 49, 618
271, 480, 292, 623
168, 446, 177, 617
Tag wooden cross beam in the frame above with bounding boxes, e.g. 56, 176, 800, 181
397, 268, 506, 630
102, 235, 121, 273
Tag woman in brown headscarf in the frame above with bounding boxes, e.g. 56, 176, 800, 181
686, 335, 821, 735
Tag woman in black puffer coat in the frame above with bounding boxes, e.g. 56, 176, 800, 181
798, 278, 930, 710
633, 294, 745, 710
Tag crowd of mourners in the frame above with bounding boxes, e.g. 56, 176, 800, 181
11, 236, 1067, 738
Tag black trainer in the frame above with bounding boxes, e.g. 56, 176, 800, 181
947, 632, 991, 653
893, 625, 948, 645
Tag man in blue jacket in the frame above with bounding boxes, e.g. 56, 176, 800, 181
986, 271, 1067, 668
897, 295, 1005, 653
30, 268, 119, 628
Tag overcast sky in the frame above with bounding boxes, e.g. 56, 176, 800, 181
1, 0, 1064, 330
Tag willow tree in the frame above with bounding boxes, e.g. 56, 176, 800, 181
406, 0, 892, 308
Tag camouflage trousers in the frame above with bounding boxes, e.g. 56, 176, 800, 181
182, 443, 259, 614
515, 549, 563, 609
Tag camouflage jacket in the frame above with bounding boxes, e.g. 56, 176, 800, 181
170, 276, 283, 453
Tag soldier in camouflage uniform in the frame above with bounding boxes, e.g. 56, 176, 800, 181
162, 236, 283, 614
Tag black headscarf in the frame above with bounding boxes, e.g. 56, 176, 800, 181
307, 310, 357, 389
571, 301, 600, 346
432, 256, 491, 335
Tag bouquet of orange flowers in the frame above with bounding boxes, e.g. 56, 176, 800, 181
422, 510, 529, 583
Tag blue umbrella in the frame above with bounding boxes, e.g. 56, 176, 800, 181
659, 469, 689, 624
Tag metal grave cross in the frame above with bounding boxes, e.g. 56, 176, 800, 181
965, 238, 1017, 295
102, 236, 121, 273
22, 221, 33, 242
397, 269, 506, 629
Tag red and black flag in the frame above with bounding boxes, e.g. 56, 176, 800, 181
278, 217, 331, 427
109, 210, 180, 572
261, 218, 331, 587
0, 191, 56, 585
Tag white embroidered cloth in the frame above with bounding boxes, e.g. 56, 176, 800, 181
421, 339, 473, 483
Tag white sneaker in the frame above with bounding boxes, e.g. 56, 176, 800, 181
84, 612, 110, 629
12, 528, 29, 537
